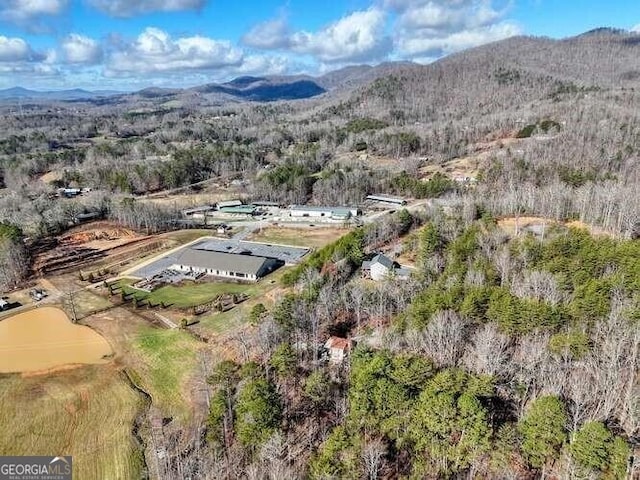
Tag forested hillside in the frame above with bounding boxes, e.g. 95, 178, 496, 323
196, 212, 639, 479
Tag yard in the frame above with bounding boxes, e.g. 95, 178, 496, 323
117, 278, 265, 309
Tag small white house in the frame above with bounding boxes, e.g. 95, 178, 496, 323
362, 253, 411, 281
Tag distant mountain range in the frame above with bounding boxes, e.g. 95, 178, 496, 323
4, 27, 640, 106
0, 61, 413, 104
0, 86, 123, 101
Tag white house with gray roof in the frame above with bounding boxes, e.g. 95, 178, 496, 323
170, 249, 280, 282
362, 253, 411, 281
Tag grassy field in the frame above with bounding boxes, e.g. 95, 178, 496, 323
197, 305, 248, 334
194, 270, 286, 335
0, 365, 143, 479
131, 327, 201, 422
118, 279, 261, 309
247, 226, 349, 248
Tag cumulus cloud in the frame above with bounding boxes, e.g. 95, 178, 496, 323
62, 34, 103, 64
388, 0, 521, 57
0, 0, 67, 20
242, 18, 292, 50
0, 0, 67, 31
399, 22, 521, 56
0, 35, 58, 79
232, 54, 289, 76
0, 36, 45, 62
107, 27, 243, 75
397, 0, 503, 31
242, 8, 392, 64
86, 0, 205, 17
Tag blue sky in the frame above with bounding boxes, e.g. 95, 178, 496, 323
0, 0, 639, 90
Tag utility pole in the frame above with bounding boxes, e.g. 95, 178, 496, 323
67, 290, 78, 323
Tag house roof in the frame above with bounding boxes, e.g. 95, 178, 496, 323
325, 336, 350, 350
173, 249, 272, 276
370, 253, 395, 269
395, 267, 412, 278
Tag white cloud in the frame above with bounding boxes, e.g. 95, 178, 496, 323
388, 0, 520, 58
631, 23, 640, 33
0, 35, 58, 79
0, 0, 67, 20
86, 0, 205, 17
107, 27, 243, 75
0, 36, 44, 62
232, 54, 289, 76
398, 0, 502, 31
242, 18, 291, 50
398, 22, 521, 56
62, 34, 102, 64
242, 8, 392, 64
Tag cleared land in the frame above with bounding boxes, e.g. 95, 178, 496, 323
87, 307, 204, 424
130, 328, 201, 423
0, 365, 144, 480
246, 226, 349, 248
497, 216, 616, 238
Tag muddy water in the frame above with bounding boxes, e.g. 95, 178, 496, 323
0, 307, 112, 373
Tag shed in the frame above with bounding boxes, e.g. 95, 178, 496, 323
324, 336, 352, 363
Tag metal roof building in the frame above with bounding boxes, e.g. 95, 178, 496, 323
218, 205, 257, 215
289, 205, 360, 220
366, 194, 407, 205
170, 249, 280, 282
183, 206, 215, 216
217, 200, 243, 209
